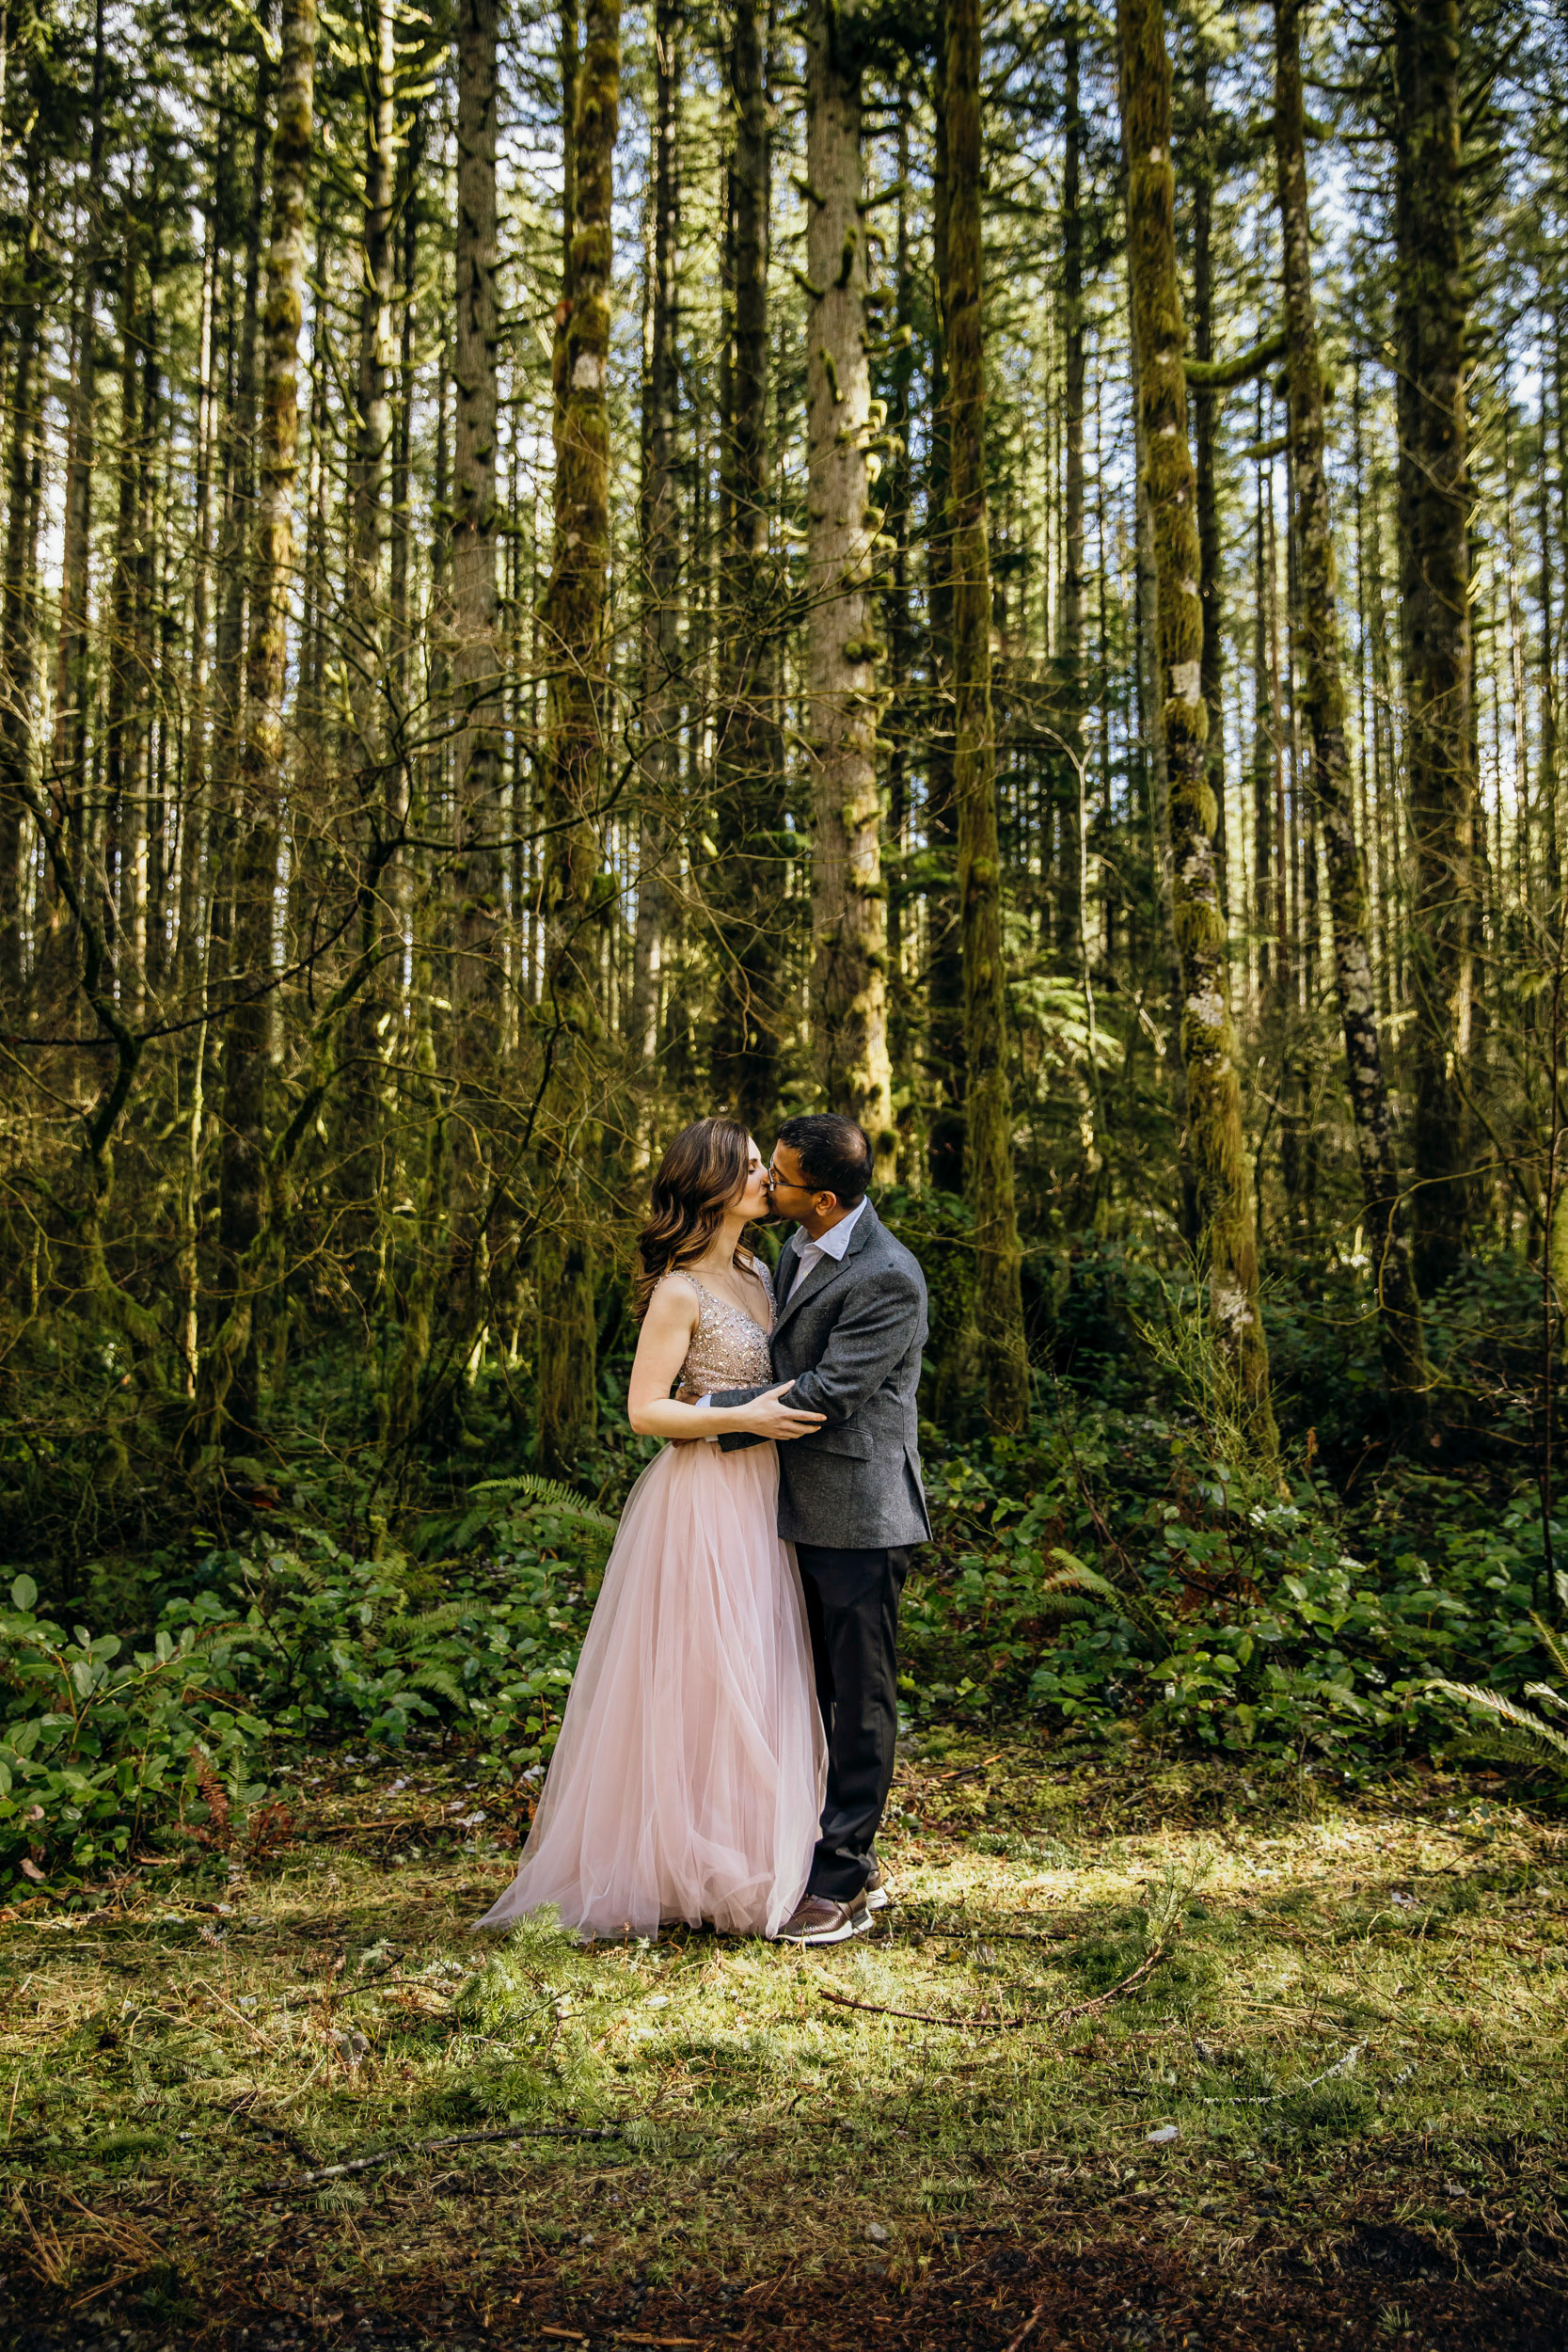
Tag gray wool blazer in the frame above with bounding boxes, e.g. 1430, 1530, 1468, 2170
710, 1200, 932, 1551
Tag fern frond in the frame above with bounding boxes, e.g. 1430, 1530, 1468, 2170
1528, 1612, 1568, 1688
1041, 1550, 1121, 1605
1427, 1677, 1568, 1764
469, 1474, 615, 1532
400, 1664, 467, 1708
382, 1603, 468, 1648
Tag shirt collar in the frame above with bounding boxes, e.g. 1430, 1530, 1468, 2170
798, 1196, 867, 1263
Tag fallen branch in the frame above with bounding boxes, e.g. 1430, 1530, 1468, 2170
816, 1941, 1170, 2034
817, 1984, 1012, 2030
253, 2121, 623, 2195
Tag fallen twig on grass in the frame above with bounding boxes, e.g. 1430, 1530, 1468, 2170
815, 1941, 1170, 2033
253, 2121, 625, 2194
816, 1983, 1017, 2030
1194, 2042, 1365, 2105
190, 1975, 285, 2054
1004, 2288, 1052, 2352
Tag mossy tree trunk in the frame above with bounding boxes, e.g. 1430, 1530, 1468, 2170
884, 118, 916, 1157
452, 0, 504, 1048
925, 79, 964, 1195
944, 0, 1027, 1431
1055, 11, 1086, 965
631, 0, 678, 1118
804, 0, 893, 1174
198, 0, 317, 1454
1190, 55, 1226, 914
1394, 0, 1475, 1295
53, 0, 106, 952
535, 0, 619, 1472
713, 0, 785, 1131
341, 0, 397, 1218
1274, 0, 1429, 1413
0, 125, 43, 1004
1117, 0, 1275, 1449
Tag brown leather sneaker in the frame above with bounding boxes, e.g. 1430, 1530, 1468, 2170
865, 1856, 890, 1912
773, 1892, 873, 1946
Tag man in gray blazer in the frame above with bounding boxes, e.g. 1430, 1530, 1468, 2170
705, 1113, 930, 1945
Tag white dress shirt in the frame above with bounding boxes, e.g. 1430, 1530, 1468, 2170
784, 1195, 866, 1294
693, 1199, 866, 1425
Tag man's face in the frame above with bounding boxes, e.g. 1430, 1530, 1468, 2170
766, 1141, 827, 1222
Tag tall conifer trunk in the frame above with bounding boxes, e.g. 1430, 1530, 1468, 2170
453, 0, 503, 1041
343, 0, 397, 1163
103, 203, 144, 982
926, 79, 963, 1192
885, 116, 916, 1145
1274, 0, 1428, 1409
198, 0, 317, 1450
944, 0, 1027, 1428
211, 75, 270, 829
1117, 0, 1275, 1446
0, 130, 43, 1001
1055, 14, 1086, 962
1394, 0, 1474, 1294
55, 0, 107, 938
713, 0, 784, 1128
535, 0, 619, 1471
804, 0, 893, 1170
1191, 55, 1226, 908
630, 0, 678, 1114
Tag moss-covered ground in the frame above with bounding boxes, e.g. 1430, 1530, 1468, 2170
1, 1740, 1564, 2348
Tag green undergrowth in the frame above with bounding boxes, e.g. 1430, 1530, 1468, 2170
5, 1392, 1564, 1899
0, 1740, 1563, 2329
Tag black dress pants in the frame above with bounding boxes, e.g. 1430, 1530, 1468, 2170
794, 1542, 917, 1901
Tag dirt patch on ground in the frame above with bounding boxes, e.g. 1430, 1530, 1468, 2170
5, 2193, 1564, 2351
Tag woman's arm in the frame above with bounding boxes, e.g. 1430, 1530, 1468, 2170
626, 1279, 827, 1441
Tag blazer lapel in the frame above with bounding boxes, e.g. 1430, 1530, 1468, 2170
773, 1233, 801, 1316
771, 1201, 881, 1339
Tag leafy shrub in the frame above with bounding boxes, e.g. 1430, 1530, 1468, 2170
0, 1574, 268, 1887
1427, 1571, 1568, 1777
0, 1481, 610, 1893
906, 1397, 1566, 1771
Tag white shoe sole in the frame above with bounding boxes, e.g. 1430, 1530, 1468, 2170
865, 1885, 890, 1911
777, 1905, 876, 1947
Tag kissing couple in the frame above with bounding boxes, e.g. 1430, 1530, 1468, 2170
477, 1113, 929, 1947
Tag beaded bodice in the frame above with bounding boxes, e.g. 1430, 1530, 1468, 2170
665, 1262, 774, 1396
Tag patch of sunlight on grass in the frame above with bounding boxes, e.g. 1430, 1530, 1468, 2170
0, 1738, 1563, 2324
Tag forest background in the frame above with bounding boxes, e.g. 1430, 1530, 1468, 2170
0, 0, 1565, 1896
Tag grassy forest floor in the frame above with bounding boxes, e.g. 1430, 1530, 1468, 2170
1, 1738, 1563, 2352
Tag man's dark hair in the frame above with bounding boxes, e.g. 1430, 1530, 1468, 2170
776, 1113, 873, 1208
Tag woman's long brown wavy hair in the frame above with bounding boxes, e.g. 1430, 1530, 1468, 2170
633, 1118, 753, 1318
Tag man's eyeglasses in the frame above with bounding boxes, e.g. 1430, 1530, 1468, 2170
767, 1164, 810, 1194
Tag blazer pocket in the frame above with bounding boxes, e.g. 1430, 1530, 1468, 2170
809, 1423, 875, 1459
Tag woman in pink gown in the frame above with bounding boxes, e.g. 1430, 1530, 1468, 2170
476, 1120, 828, 1942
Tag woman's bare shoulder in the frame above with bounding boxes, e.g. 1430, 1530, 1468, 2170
646, 1268, 703, 1317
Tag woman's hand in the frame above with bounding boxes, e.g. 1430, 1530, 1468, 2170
742, 1381, 827, 1442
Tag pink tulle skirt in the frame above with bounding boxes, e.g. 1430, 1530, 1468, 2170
475, 1438, 825, 1941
